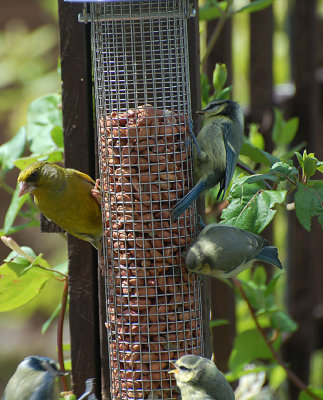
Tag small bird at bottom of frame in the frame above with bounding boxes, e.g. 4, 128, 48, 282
169, 355, 235, 400
2, 355, 65, 400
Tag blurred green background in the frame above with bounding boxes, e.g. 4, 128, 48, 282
0, 0, 67, 392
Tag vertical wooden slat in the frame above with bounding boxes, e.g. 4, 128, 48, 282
57, 1, 102, 397
283, 1, 320, 398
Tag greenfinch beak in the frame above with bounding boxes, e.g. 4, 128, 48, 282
18, 181, 35, 197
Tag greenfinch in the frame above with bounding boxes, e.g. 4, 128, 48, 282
169, 355, 234, 400
172, 99, 244, 220
17, 161, 102, 249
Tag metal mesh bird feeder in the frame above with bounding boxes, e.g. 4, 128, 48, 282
66, 1, 204, 398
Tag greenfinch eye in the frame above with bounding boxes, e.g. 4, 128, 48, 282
179, 365, 190, 371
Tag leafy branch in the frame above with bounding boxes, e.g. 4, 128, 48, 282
232, 277, 322, 400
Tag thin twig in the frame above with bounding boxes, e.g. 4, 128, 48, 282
201, 0, 234, 67
57, 279, 69, 392
1, 236, 68, 279
232, 278, 321, 400
236, 161, 273, 190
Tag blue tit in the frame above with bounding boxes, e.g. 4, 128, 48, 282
185, 223, 282, 278
172, 100, 244, 220
2, 355, 65, 400
169, 355, 234, 400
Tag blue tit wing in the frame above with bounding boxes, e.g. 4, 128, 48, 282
30, 375, 54, 400
172, 180, 207, 220
255, 246, 282, 269
218, 122, 239, 200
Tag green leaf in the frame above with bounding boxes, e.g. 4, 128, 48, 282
294, 181, 323, 231
252, 266, 267, 286
42, 302, 61, 335
229, 329, 274, 372
299, 387, 323, 400
240, 141, 279, 166
265, 272, 283, 297
303, 156, 318, 179
201, 73, 211, 107
210, 319, 229, 328
282, 117, 299, 144
199, 2, 228, 21
0, 255, 51, 311
2, 219, 39, 236
26, 93, 62, 154
213, 63, 227, 95
51, 126, 64, 148
14, 150, 63, 170
0, 127, 26, 172
249, 123, 265, 150
236, 0, 272, 14
295, 151, 304, 168
272, 108, 299, 145
270, 311, 298, 333
221, 176, 287, 234
3, 185, 29, 234
269, 365, 287, 390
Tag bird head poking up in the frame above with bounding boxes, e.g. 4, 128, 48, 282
18, 162, 65, 197
169, 355, 214, 385
197, 99, 243, 124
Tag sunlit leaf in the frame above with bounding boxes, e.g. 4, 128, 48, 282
221, 176, 287, 234
42, 302, 61, 335
26, 93, 62, 154
236, 0, 272, 14
229, 329, 275, 372
0, 258, 51, 311
210, 319, 229, 328
3, 185, 29, 234
295, 181, 323, 231
0, 127, 26, 172
299, 387, 323, 400
14, 150, 63, 170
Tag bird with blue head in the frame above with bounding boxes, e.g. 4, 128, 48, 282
185, 223, 282, 278
172, 99, 244, 220
2, 355, 65, 400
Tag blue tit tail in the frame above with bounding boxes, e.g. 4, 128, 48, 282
256, 246, 283, 269
172, 181, 207, 220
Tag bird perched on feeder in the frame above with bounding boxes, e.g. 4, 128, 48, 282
17, 161, 102, 250
2, 355, 65, 400
172, 99, 244, 220
185, 223, 282, 278
169, 355, 234, 400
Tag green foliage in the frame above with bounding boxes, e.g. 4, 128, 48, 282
0, 93, 63, 236
201, 63, 232, 107
205, 63, 323, 397
299, 388, 323, 400
0, 247, 52, 311
221, 176, 287, 233
199, 0, 273, 22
